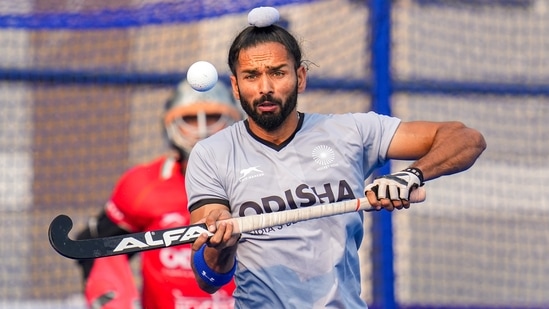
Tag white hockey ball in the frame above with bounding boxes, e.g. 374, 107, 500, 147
186, 61, 218, 92
248, 7, 280, 28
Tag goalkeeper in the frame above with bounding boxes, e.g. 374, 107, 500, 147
75, 80, 243, 309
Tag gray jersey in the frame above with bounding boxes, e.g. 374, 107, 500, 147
186, 112, 400, 309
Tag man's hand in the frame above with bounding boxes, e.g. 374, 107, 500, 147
192, 208, 240, 252
365, 167, 424, 211
190, 206, 239, 294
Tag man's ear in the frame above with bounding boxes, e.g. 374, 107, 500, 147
230, 75, 240, 100
297, 65, 307, 93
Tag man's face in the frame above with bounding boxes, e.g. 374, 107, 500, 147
230, 42, 306, 132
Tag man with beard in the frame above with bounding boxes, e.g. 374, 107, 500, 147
185, 7, 486, 309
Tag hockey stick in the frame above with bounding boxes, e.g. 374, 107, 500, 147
49, 188, 425, 260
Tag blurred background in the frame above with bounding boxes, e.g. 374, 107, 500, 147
0, 0, 547, 308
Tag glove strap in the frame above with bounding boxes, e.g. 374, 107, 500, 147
403, 167, 425, 186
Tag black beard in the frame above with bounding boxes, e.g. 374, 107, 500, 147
239, 87, 298, 132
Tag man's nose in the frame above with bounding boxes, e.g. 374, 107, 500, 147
258, 75, 274, 95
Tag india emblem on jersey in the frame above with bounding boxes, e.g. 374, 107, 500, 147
312, 144, 337, 168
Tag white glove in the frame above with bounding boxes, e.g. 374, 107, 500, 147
365, 167, 424, 200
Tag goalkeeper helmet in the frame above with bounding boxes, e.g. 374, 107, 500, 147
164, 80, 242, 158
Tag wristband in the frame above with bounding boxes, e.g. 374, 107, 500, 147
403, 167, 424, 186
193, 244, 236, 287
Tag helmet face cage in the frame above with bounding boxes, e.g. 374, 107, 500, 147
165, 109, 237, 155
163, 81, 242, 156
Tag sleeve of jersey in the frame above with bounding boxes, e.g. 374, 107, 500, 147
104, 167, 146, 232
85, 255, 140, 309
185, 142, 229, 211
353, 112, 401, 170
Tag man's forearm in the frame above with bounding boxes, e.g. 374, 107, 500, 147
414, 123, 486, 181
